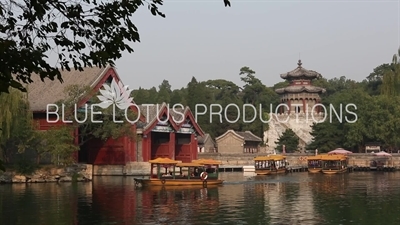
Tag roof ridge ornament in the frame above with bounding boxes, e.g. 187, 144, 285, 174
297, 59, 302, 68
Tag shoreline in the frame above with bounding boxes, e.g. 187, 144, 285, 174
2, 152, 400, 183
0, 164, 93, 184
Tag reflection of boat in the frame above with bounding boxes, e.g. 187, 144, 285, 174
254, 155, 288, 175
321, 155, 348, 174
145, 185, 211, 192
307, 155, 324, 173
134, 158, 224, 187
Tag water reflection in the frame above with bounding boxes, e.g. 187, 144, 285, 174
1, 172, 400, 225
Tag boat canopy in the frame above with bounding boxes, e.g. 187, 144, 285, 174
176, 162, 204, 167
192, 159, 222, 165
254, 155, 286, 161
148, 157, 182, 164
320, 155, 347, 161
307, 155, 325, 160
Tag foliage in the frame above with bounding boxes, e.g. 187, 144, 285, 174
0, 159, 4, 171
130, 48, 400, 152
0, 87, 34, 163
56, 84, 137, 145
275, 129, 299, 153
15, 157, 37, 175
0, 0, 231, 93
381, 49, 400, 96
34, 126, 79, 165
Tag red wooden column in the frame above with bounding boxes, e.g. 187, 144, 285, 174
142, 133, 151, 161
128, 125, 136, 162
169, 132, 175, 160
125, 134, 136, 163
190, 134, 198, 161
288, 99, 291, 114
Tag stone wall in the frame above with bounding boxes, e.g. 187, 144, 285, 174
92, 162, 151, 176
264, 113, 325, 152
0, 164, 93, 183
198, 153, 400, 168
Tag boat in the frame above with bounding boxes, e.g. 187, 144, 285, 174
307, 155, 323, 173
254, 155, 288, 175
321, 154, 349, 174
134, 158, 224, 187
370, 151, 392, 171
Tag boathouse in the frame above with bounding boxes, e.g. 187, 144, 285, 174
215, 130, 262, 154
365, 142, 381, 153
27, 65, 145, 165
136, 103, 205, 162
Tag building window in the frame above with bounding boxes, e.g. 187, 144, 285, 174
295, 106, 301, 113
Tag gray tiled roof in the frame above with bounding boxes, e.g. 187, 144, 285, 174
235, 131, 262, 142
275, 85, 326, 94
216, 130, 262, 142
198, 133, 215, 145
280, 60, 322, 80
27, 66, 110, 111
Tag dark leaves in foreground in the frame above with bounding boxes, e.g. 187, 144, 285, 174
224, 0, 231, 7
0, 0, 231, 94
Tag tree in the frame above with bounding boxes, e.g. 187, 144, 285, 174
381, 49, 400, 96
157, 79, 172, 103
132, 87, 151, 105
170, 89, 184, 105
0, 87, 34, 163
35, 126, 79, 165
239, 66, 279, 111
275, 129, 299, 153
56, 84, 137, 145
0, 0, 231, 93
0, 159, 4, 171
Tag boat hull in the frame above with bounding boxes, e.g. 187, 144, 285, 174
308, 168, 322, 173
273, 168, 287, 174
255, 168, 287, 175
255, 169, 272, 175
134, 178, 223, 187
322, 168, 347, 174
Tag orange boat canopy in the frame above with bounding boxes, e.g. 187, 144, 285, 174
192, 158, 222, 165
176, 162, 204, 167
320, 154, 347, 161
148, 157, 182, 164
254, 155, 286, 161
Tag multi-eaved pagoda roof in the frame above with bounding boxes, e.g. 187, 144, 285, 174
275, 85, 326, 94
280, 60, 322, 80
275, 60, 326, 94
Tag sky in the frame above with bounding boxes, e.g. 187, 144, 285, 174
112, 0, 399, 90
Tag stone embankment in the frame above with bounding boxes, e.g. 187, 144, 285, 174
3, 153, 397, 182
0, 164, 93, 183
198, 152, 400, 168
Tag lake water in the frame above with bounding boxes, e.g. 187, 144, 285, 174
1, 172, 400, 225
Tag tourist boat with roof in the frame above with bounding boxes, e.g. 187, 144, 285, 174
321, 154, 349, 174
254, 155, 288, 175
307, 155, 324, 173
134, 158, 223, 187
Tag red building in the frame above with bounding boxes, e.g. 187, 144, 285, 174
137, 103, 204, 163
27, 65, 204, 166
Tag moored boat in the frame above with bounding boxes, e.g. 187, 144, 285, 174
134, 158, 223, 187
321, 155, 348, 174
307, 155, 323, 173
254, 155, 288, 175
